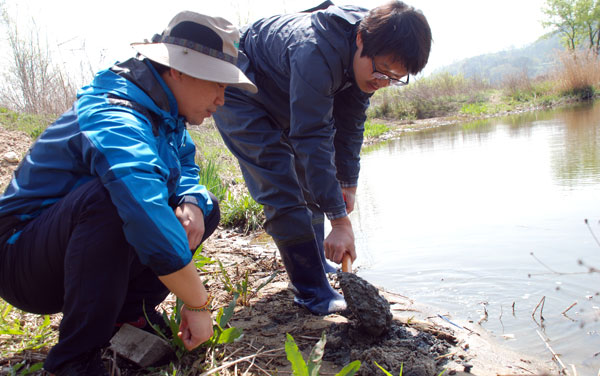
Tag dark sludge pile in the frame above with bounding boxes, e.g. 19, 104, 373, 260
326, 272, 451, 376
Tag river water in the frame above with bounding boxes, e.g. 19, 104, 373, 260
351, 101, 600, 373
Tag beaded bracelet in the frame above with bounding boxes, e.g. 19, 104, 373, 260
183, 295, 212, 312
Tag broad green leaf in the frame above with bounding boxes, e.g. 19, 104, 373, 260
285, 333, 308, 376
217, 327, 243, 344
335, 360, 361, 376
307, 332, 326, 376
219, 293, 237, 328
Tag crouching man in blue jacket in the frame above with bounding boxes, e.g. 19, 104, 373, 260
213, 1, 431, 315
0, 11, 256, 376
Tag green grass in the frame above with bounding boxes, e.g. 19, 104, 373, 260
364, 120, 390, 139
0, 107, 50, 139
197, 158, 228, 202
220, 191, 264, 234
1, 300, 57, 358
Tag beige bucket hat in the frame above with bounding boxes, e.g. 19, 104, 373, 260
132, 11, 257, 94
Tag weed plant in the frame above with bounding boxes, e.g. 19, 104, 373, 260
220, 191, 264, 234
285, 332, 361, 376
218, 260, 279, 306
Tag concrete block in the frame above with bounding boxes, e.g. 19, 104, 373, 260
109, 324, 174, 367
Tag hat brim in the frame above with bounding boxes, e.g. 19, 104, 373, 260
131, 42, 258, 94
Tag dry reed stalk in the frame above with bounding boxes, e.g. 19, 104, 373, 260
536, 330, 567, 374
532, 296, 546, 321
562, 302, 577, 315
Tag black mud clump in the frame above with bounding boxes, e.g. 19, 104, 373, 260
331, 272, 451, 376
324, 320, 451, 376
338, 272, 393, 337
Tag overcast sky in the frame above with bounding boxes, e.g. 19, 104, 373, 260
1, 0, 550, 77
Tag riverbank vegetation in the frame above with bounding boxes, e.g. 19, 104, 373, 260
367, 48, 600, 122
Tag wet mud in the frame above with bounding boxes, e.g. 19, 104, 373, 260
325, 321, 450, 376
338, 272, 393, 337
332, 272, 451, 376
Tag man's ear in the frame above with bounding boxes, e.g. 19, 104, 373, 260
169, 68, 184, 81
356, 32, 363, 49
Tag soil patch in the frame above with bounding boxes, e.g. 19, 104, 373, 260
0, 127, 32, 191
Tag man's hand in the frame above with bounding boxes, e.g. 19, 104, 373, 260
178, 308, 213, 350
341, 186, 357, 214
324, 216, 356, 264
175, 203, 205, 250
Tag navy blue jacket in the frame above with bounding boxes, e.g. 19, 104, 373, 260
0, 58, 213, 276
236, 5, 371, 218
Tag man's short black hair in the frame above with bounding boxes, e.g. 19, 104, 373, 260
358, 1, 432, 75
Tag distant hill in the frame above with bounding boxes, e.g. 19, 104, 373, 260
433, 33, 563, 83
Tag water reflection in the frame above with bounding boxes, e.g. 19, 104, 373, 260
354, 101, 600, 373
552, 102, 600, 187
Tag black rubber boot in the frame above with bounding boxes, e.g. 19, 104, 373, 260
312, 220, 339, 274
278, 239, 346, 315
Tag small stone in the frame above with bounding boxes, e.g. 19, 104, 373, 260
109, 324, 173, 367
3, 152, 19, 163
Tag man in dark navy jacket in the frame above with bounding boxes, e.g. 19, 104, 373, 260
213, 1, 432, 315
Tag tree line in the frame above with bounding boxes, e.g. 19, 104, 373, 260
543, 0, 600, 53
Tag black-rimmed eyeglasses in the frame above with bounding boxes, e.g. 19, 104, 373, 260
371, 60, 409, 86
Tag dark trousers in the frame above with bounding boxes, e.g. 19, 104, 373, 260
0, 179, 219, 372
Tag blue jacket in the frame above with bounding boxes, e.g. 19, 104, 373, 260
234, 5, 371, 218
0, 58, 212, 276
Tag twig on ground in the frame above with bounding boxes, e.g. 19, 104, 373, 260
435, 352, 457, 360
200, 347, 273, 376
200, 347, 285, 376
242, 353, 256, 376
296, 335, 321, 340
536, 330, 568, 374
221, 347, 244, 362
562, 302, 577, 315
250, 361, 273, 376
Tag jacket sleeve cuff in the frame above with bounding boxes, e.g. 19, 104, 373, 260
177, 195, 208, 216
324, 208, 348, 221
339, 181, 358, 188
